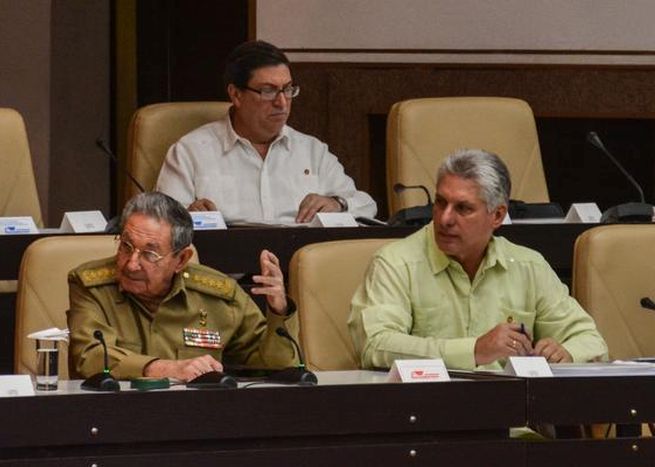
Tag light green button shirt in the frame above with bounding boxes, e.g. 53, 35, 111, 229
348, 222, 607, 370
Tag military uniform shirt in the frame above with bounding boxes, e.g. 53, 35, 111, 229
67, 257, 297, 380
348, 222, 608, 371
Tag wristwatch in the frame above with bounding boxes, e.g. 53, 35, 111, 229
331, 195, 348, 212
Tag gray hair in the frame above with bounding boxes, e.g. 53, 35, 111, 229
437, 149, 511, 211
120, 192, 193, 251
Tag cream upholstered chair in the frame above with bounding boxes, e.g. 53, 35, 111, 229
386, 97, 549, 216
289, 238, 396, 371
572, 225, 655, 361
0, 108, 43, 227
125, 101, 231, 202
14, 235, 199, 378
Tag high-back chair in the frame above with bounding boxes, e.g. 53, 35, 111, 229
572, 225, 655, 361
386, 97, 549, 216
0, 108, 43, 226
125, 101, 231, 202
15, 235, 199, 378
288, 238, 396, 371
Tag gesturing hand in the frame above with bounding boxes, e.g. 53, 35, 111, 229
251, 249, 288, 315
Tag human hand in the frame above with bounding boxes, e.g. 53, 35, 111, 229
144, 354, 223, 382
295, 193, 341, 223
188, 198, 217, 211
251, 249, 287, 315
474, 323, 533, 366
533, 337, 572, 363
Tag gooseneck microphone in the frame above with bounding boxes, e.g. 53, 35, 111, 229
96, 137, 146, 194
388, 183, 434, 227
393, 182, 433, 206
81, 330, 121, 392
586, 131, 653, 223
640, 297, 655, 311
274, 327, 318, 385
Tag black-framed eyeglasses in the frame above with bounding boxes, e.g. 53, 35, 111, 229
115, 236, 178, 265
242, 84, 300, 101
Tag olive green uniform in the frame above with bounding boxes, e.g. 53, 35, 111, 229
67, 257, 297, 380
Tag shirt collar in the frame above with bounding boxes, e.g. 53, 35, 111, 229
222, 109, 291, 153
425, 222, 508, 275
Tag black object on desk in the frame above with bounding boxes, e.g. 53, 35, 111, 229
187, 371, 237, 389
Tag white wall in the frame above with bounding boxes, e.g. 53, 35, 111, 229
256, 0, 655, 65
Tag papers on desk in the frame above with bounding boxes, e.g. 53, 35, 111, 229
551, 361, 655, 377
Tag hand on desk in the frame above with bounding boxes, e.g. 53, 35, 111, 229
533, 337, 572, 363
144, 354, 224, 382
474, 323, 533, 366
475, 324, 573, 365
296, 193, 341, 223
188, 198, 217, 211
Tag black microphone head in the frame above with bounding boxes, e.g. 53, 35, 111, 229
393, 183, 405, 194
640, 297, 655, 310
93, 330, 103, 341
586, 131, 604, 149
275, 327, 288, 338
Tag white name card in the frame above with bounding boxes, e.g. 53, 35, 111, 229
564, 203, 602, 223
388, 359, 450, 383
0, 217, 38, 235
60, 210, 107, 233
502, 212, 512, 225
504, 356, 553, 378
0, 375, 35, 397
309, 212, 358, 228
191, 211, 227, 230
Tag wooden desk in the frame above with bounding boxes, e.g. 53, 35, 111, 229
0, 372, 525, 466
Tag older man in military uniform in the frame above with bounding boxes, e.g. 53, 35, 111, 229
67, 192, 296, 381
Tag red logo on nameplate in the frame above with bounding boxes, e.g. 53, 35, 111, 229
411, 369, 440, 379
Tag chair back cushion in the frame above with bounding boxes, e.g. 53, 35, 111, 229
125, 101, 231, 202
289, 238, 396, 371
386, 97, 548, 216
573, 225, 655, 360
0, 108, 43, 226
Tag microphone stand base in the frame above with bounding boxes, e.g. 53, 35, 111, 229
81, 372, 121, 392
600, 202, 653, 224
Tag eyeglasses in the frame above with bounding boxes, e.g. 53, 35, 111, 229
115, 237, 177, 264
242, 84, 300, 101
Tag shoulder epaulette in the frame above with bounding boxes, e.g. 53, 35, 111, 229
72, 257, 117, 287
182, 263, 236, 300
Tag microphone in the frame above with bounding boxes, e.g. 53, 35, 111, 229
81, 330, 121, 392
272, 327, 318, 385
641, 297, 655, 311
393, 182, 432, 205
96, 138, 146, 193
388, 183, 433, 227
586, 131, 653, 223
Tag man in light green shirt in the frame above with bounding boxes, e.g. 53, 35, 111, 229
349, 149, 607, 370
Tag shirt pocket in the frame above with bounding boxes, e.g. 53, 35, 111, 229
499, 306, 535, 333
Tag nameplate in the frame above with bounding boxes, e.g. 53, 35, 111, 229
0, 375, 35, 397
309, 212, 358, 228
504, 356, 553, 378
0, 217, 38, 235
564, 203, 602, 223
60, 210, 107, 233
191, 211, 227, 230
388, 359, 450, 383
